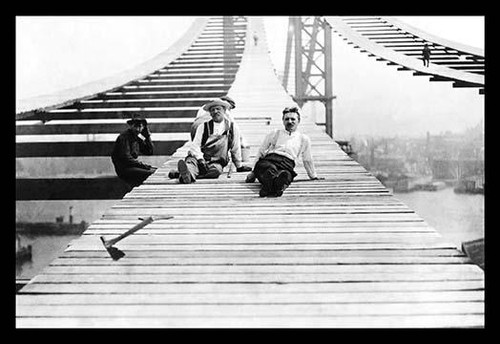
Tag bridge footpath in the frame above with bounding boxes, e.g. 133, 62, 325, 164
16, 17, 484, 328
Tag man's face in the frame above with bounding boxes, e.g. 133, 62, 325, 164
208, 105, 226, 123
283, 112, 300, 132
130, 123, 144, 135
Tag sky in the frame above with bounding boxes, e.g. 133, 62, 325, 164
16, 16, 198, 100
16, 16, 485, 138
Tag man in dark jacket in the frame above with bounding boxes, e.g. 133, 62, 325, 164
111, 114, 156, 187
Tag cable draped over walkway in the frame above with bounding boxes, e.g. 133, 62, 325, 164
325, 16, 484, 94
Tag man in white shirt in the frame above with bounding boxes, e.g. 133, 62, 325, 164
246, 106, 320, 197
173, 99, 252, 184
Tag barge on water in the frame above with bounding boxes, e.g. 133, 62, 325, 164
16, 234, 32, 262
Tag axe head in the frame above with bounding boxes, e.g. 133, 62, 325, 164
100, 236, 126, 261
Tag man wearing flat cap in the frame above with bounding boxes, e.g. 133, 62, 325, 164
111, 114, 157, 187
172, 99, 251, 184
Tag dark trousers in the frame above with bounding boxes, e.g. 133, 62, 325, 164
117, 166, 155, 187
254, 153, 296, 192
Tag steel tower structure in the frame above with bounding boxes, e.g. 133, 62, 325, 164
283, 16, 335, 137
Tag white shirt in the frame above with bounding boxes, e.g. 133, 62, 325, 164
254, 129, 317, 179
189, 118, 243, 167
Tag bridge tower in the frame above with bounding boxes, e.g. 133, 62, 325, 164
283, 16, 335, 137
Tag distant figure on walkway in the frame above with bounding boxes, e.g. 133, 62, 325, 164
170, 99, 252, 184
245, 106, 321, 197
422, 44, 431, 67
253, 32, 259, 46
111, 114, 157, 187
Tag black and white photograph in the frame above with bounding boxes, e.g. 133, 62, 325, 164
15, 15, 485, 328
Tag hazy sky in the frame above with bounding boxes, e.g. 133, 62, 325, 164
16, 16, 198, 100
16, 16, 484, 138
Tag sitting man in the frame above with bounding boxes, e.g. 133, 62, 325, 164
191, 95, 250, 161
111, 114, 157, 187
191, 96, 237, 140
171, 99, 252, 184
246, 106, 321, 197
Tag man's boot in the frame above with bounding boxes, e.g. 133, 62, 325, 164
274, 170, 292, 197
168, 170, 179, 179
178, 160, 192, 184
259, 169, 276, 197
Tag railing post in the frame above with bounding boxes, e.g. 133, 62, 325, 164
293, 17, 305, 107
282, 17, 294, 92
324, 19, 334, 138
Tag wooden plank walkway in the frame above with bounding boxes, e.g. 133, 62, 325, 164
16, 17, 484, 328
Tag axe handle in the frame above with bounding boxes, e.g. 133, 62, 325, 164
104, 216, 155, 247
227, 159, 234, 178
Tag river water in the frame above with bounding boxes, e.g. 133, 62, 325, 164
16, 234, 80, 280
16, 186, 484, 281
393, 186, 484, 248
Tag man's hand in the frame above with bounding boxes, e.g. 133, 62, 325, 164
197, 159, 208, 175
245, 171, 256, 183
236, 165, 252, 172
141, 125, 151, 138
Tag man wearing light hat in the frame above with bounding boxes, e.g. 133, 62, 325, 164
190, 95, 250, 163
111, 114, 157, 187
172, 99, 252, 184
192, 96, 237, 139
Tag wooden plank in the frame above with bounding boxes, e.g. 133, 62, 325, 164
85, 221, 431, 228
16, 302, 484, 318
19, 280, 484, 295
99, 209, 423, 218
41, 263, 482, 275
109, 202, 413, 209
31, 271, 483, 284
49, 256, 472, 266
82, 226, 438, 235
66, 242, 459, 252
101, 209, 417, 217
123, 191, 396, 199
57, 248, 467, 258
16, 140, 186, 157
17, 290, 484, 305
113, 197, 409, 204
74, 233, 444, 245
15, 314, 485, 328
97, 216, 426, 224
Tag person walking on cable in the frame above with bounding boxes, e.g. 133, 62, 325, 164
422, 43, 431, 67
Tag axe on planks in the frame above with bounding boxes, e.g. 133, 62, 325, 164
100, 215, 173, 260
